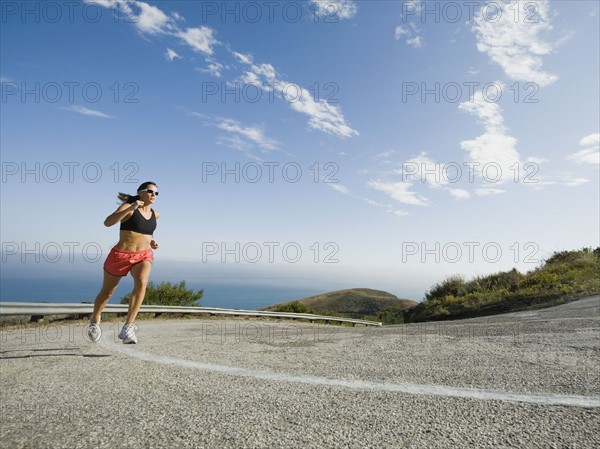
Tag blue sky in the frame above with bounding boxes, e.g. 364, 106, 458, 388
1, 0, 599, 303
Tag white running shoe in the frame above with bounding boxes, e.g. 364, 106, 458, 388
87, 323, 102, 342
119, 323, 138, 344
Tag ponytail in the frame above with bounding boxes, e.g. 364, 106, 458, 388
117, 192, 140, 204
116, 181, 157, 204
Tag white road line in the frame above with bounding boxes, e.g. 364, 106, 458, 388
100, 340, 600, 408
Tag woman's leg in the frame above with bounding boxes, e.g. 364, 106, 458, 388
125, 261, 152, 324
90, 270, 122, 323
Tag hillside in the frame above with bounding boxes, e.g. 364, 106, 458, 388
404, 247, 600, 323
263, 288, 417, 319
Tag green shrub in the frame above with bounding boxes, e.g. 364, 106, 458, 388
544, 247, 599, 266
121, 280, 203, 307
468, 269, 523, 293
378, 307, 405, 324
406, 247, 600, 323
272, 300, 313, 314
518, 271, 560, 289
425, 275, 467, 301
431, 303, 450, 317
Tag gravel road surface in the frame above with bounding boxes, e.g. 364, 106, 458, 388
1, 296, 598, 448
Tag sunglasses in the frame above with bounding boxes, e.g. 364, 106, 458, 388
139, 189, 159, 196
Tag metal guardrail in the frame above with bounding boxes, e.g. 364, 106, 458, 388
0, 302, 382, 326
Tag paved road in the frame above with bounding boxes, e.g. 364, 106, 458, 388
1, 296, 598, 448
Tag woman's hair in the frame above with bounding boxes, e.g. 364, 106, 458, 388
117, 181, 157, 204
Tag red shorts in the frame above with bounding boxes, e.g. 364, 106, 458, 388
103, 247, 153, 277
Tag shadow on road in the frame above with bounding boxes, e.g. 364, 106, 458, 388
0, 348, 111, 360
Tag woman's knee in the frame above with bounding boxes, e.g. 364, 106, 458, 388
100, 285, 118, 298
133, 278, 149, 292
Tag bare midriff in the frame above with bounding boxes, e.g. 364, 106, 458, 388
115, 230, 152, 252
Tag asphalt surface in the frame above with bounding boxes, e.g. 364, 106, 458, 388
1, 295, 598, 448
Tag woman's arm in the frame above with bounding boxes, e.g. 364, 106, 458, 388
150, 209, 160, 249
104, 201, 142, 227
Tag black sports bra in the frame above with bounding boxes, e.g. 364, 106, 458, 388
120, 209, 157, 235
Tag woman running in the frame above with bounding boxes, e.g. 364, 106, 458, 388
87, 181, 160, 344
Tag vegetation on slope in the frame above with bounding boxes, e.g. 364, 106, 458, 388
265, 288, 417, 320
402, 247, 600, 323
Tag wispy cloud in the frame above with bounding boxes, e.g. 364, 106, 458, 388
232, 51, 253, 65
476, 188, 506, 196
176, 26, 218, 55
327, 183, 405, 216
563, 177, 590, 187
471, 0, 558, 86
394, 23, 423, 48
216, 118, 280, 151
374, 149, 396, 164
390, 152, 475, 201
367, 180, 429, 206
166, 48, 181, 62
328, 183, 381, 205
176, 106, 209, 120
86, 0, 122, 9
64, 105, 113, 118
86, 0, 219, 55
406, 35, 423, 48
567, 133, 600, 165
134, 1, 175, 35
395, 26, 409, 39
234, 56, 359, 139
448, 188, 470, 200
216, 135, 261, 161
394, 152, 448, 189
309, 0, 358, 20
328, 183, 351, 195
517, 167, 595, 189
178, 109, 280, 159
458, 84, 522, 182
89, 1, 356, 140
197, 60, 226, 77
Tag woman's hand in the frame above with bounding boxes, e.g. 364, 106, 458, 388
150, 240, 159, 250
129, 200, 144, 211
104, 201, 140, 227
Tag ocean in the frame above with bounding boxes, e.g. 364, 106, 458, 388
0, 277, 322, 310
